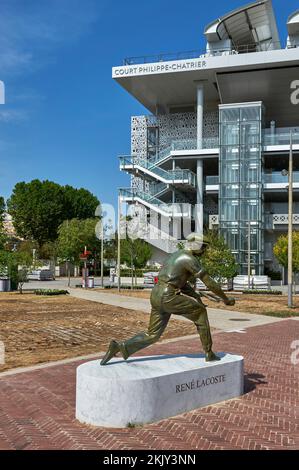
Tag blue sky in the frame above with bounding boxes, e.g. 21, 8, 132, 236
0, 0, 298, 211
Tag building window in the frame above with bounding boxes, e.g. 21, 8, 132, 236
147, 126, 159, 160
219, 103, 264, 275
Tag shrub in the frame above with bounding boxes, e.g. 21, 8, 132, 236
242, 289, 282, 295
273, 232, 299, 274
35, 289, 69, 296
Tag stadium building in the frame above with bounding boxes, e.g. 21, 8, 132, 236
113, 0, 299, 278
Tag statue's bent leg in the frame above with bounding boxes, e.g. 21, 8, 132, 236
162, 294, 219, 360
191, 308, 213, 354
180, 307, 213, 353
118, 307, 171, 360
181, 306, 220, 361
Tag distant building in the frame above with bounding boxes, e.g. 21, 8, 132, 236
114, 0, 299, 276
3, 213, 17, 238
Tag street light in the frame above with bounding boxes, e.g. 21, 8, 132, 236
247, 221, 251, 290
95, 205, 112, 289
117, 193, 121, 292
281, 131, 294, 308
100, 220, 114, 289
101, 222, 104, 288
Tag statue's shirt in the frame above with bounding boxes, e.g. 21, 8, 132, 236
158, 250, 202, 289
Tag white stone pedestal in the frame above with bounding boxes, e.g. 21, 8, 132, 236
76, 353, 244, 428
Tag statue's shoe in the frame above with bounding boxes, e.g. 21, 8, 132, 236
205, 351, 221, 362
100, 340, 120, 365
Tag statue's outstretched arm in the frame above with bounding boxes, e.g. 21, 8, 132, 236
198, 271, 235, 306
180, 282, 202, 301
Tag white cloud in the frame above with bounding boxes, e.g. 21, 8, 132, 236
0, 0, 103, 123
0, 109, 28, 122
0, 0, 101, 76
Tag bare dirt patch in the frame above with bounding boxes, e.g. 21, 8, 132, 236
0, 292, 198, 372
105, 288, 299, 317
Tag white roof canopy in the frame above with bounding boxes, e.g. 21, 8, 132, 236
287, 10, 299, 36
204, 0, 280, 49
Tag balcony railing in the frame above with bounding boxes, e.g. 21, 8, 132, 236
123, 41, 282, 65
121, 130, 298, 187
206, 176, 219, 185
147, 137, 219, 166
264, 130, 299, 146
209, 213, 299, 230
122, 130, 298, 172
205, 172, 299, 187
171, 137, 219, 151
272, 214, 299, 225
264, 172, 299, 184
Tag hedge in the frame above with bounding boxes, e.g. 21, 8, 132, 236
242, 289, 282, 295
35, 289, 69, 296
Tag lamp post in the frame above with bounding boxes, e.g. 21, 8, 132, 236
288, 131, 294, 308
282, 131, 294, 308
100, 222, 104, 288
117, 193, 121, 292
100, 220, 113, 289
247, 221, 251, 290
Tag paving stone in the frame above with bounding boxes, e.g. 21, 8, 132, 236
0, 320, 298, 449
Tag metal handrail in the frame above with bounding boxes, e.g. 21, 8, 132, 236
263, 171, 299, 184
123, 41, 282, 65
206, 176, 219, 185
119, 155, 196, 186
263, 132, 299, 146
119, 188, 193, 218
205, 172, 299, 186
119, 188, 166, 207
149, 182, 168, 196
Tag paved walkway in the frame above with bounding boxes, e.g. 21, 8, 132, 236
68, 288, 285, 332
0, 319, 298, 450
22, 277, 299, 294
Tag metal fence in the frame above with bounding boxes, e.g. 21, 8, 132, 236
123, 41, 283, 65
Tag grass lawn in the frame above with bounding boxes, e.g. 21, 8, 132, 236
0, 292, 197, 372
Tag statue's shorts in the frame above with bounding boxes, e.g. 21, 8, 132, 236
119, 283, 213, 360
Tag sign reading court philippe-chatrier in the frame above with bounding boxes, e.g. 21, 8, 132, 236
113, 59, 208, 78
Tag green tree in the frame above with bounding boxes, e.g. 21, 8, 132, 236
0, 196, 5, 224
7, 180, 99, 246
63, 186, 99, 220
0, 249, 33, 293
104, 237, 117, 265
273, 232, 299, 274
17, 240, 38, 256
0, 197, 6, 250
17, 239, 59, 267
57, 218, 101, 286
0, 231, 6, 251
7, 180, 65, 245
121, 237, 152, 286
201, 230, 239, 282
15, 251, 34, 294
38, 241, 58, 261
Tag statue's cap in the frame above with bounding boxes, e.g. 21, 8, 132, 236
186, 233, 209, 250
186, 233, 209, 244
